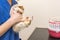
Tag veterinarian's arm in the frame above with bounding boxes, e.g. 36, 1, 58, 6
0, 12, 22, 37
0, 18, 15, 37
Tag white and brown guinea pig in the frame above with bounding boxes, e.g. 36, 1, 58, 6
11, 4, 33, 33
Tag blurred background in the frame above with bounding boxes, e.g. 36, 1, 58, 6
19, 0, 60, 40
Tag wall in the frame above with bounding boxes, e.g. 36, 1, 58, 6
19, 0, 60, 40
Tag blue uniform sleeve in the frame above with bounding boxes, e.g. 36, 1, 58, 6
0, 6, 4, 25
12, 0, 17, 6
0, 0, 17, 25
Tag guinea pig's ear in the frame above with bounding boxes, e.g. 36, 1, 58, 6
18, 6, 24, 10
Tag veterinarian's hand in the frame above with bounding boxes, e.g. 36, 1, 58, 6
10, 4, 24, 23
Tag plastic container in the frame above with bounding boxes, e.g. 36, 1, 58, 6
48, 17, 60, 38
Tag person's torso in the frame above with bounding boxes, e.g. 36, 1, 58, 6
0, 0, 20, 40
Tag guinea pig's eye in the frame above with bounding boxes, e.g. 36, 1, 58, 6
17, 10, 22, 14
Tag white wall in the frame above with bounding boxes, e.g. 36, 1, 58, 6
19, 0, 60, 40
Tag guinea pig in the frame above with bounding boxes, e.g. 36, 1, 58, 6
11, 4, 33, 33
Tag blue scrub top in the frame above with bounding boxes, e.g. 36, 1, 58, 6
0, 0, 20, 40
